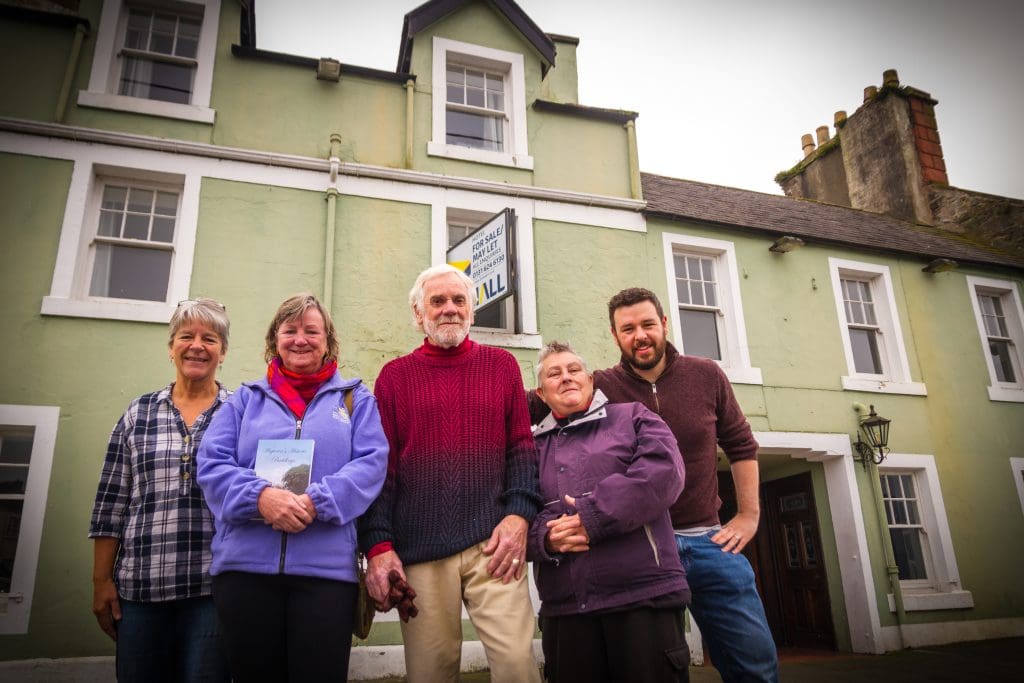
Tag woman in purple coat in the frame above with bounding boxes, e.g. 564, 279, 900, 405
528, 341, 691, 683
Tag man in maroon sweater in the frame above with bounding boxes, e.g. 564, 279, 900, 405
597, 287, 778, 683
360, 264, 542, 683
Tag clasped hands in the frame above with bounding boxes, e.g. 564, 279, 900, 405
544, 494, 591, 554
257, 486, 316, 532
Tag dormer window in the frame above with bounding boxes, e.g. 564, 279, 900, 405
429, 38, 533, 169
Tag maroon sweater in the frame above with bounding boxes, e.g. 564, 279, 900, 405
592, 344, 758, 529
359, 338, 541, 565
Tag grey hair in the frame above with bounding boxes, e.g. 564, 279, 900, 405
536, 340, 588, 382
408, 264, 476, 331
169, 298, 230, 351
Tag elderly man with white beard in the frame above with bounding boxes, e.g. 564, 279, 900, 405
359, 264, 543, 683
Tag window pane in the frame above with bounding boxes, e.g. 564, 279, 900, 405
0, 431, 33, 465
120, 57, 194, 104
0, 466, 28, 495
151, 217, 175, 243
473, 299, 507, 329
446, 110, 502, 151
154, 191, 178, 217
0, 499, 25, 593
849, 328, 883, 374
175, 17, 201, 59
686, 256, 700, 279
123, 213, 150, 240
89, 244, 172, 301
704, 282, 717, 307
890, 528, 928, 580
127, 188, 153, 214
487, 91, 503, 111
101, 185, 127, 211
447, 85, 463, 104
446, 66, 463, 86
891, 500, 908, 525
125, 9, 150, 49
97, 210, 122, 238
990, 340, 1017, 382
689, 280, 705, 306
466, 86, 485, 108
680, 309, 720, 360
466, 70, 484, 89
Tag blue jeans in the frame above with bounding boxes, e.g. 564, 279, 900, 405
116, 596, 230, 683
676, 533, 779, 683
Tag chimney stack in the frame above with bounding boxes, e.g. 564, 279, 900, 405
801, 133, 815, 158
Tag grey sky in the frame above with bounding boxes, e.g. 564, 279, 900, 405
255, 0, 1024, 200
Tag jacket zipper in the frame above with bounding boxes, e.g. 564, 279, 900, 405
650, 382, 661, 413
279, 417, 303, 574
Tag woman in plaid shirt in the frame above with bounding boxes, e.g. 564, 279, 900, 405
89, 299, 232, 682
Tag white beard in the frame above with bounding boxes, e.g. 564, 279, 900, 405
424, 315, 470, 348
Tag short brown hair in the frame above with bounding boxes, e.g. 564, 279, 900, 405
263, 293, 340, 364
607, 287, 665, 328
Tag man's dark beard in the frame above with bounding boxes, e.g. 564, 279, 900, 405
627, 341, 664, 371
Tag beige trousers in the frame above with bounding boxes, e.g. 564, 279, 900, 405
401, 542, 541, 683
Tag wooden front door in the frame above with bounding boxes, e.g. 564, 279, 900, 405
761, 473, 836, 649
718, 471, 836, 650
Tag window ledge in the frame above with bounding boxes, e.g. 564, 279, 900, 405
841, 376, 927, 396
42, 296, 173, 324
472, 330, 542, 350
887, 589, 974, 612
722, 365, 763, 385
987, 385, 1024, 403
427, 141, 534, 170
77, 91, 215, 124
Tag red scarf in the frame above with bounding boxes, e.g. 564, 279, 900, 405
267, 356, 337, 418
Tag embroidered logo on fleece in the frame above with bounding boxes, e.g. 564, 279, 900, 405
334, 405, 351, 424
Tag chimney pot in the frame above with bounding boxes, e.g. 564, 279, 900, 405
864, 85, 878, 102
834, 110, 847, 127
801, 133, 815, 158
882, 69, 900, 88
816, 125, 830, 146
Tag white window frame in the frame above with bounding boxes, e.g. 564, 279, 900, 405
1012, 457, 1024, 520
828, 258, 926, 395
428, 37, 533, 170
0, 405, 59, 634
878, 454, 973, 612
42, 150, 202, 323
78, 0, 220, 124
431, 191, 539, 349
662, 233, 762, 384
966, 276, 1024, 403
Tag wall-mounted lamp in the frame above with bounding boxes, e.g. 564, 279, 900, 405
316, 58, 341, 82
769, 235, 806, 253
922, 258, 958, 273
853, 404, 891, 469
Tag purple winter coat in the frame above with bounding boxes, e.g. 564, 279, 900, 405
527, 389, 689, 617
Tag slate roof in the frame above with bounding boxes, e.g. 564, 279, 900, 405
642, 172, 1024, 272
397, 0, 556, 73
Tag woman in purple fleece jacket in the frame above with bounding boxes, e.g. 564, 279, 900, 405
528, 341, 692, 683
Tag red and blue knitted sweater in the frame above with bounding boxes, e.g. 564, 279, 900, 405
359, 338, 541, 565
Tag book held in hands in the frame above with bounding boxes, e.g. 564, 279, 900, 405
254, 439, 314, 494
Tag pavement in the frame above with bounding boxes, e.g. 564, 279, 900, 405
362, 636, 1024, 682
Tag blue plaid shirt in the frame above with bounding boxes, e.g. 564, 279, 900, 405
89, 383, 229, 602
